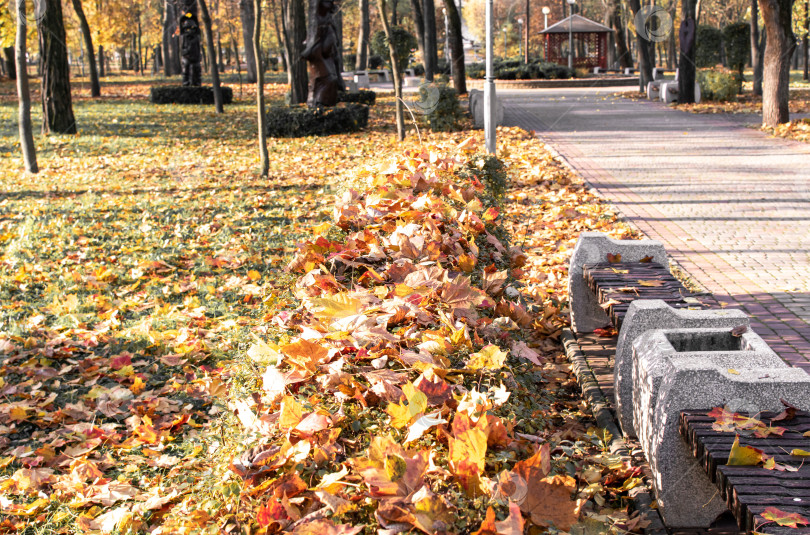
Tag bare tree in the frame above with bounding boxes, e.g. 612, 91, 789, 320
356, 0, 370, 69
241, 0, 258, 82
198, 0, 224, 113
442, 0, 465, 93
422, 0, 438, 80
71, 0, 100, 97
283, 0, 307, 104
759, 0, 795, 126
751, 0, 764, 95
254, 0, 269, 177
15, 0, 37, 173
627, 0, 653, 90
678, 0, 698, 104
378, 0, 405, 140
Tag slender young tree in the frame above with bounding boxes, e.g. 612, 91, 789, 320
409, 0, 426, 65
628, 0, 653, 90
15, 0, 37, 173
759, 0, 795, 126
751, 0, 764, 95
39, 0, 77, 134
254, 0, 269, 177
71, 0, 100, 97
378, 0, 404, 141
198, 0, 224, 113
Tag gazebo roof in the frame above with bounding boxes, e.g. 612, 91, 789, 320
540, 14, 614, 34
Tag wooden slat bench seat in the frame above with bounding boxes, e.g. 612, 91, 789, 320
680, 409, 810, 533
583, 261, 713, 329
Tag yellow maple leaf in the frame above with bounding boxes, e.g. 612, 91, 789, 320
309, 293, 363, 320
727, 435, 764, 466
386, 383, 428, 428
449, 427, 488, 472
279, 395, 305, 430
467, 345, 508, 370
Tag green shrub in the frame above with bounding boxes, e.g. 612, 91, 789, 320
368, 55, 385, 69
150, 85, 234, 105
417, 83, 464, 132
723, 22, 750, 92
371, 28, 417, 71
697, 68, 737, 101
266, 104, 369, 137
338, 90, 377, 105
695, 25, 723, 68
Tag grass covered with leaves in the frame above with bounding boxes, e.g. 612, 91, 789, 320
0, 75, 643, 534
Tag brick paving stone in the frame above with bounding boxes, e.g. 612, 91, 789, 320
502, 87, 810, 367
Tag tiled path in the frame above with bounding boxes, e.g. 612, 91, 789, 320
501, 87, 810, 370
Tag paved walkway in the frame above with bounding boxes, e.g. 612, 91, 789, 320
501, 87, 810, 370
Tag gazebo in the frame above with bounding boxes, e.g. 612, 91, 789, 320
540, 14, 613, 70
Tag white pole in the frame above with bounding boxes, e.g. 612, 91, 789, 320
484, 0, 496, 154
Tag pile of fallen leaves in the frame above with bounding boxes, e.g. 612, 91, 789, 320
762, 118, 810, 144
216, 136, 645, 534
0, 75, 642, 534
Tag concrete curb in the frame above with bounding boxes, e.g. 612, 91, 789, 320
561, 329, 668, 535
467, 77, 639, 90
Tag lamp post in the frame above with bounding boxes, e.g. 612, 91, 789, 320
485, 0, 496, 153
517, 18, 523, 60
542, 6, 550, 29
567, 0, 575, 70
502, 27, 508, 57
442, 7, 451, 77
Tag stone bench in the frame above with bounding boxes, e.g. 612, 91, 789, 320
680, 409, 810, 533
614, 300, 749, 437
630, 327, 810, 528
661, 81, 702, 104
468, 89, 504, 129
569, 232, 669, 333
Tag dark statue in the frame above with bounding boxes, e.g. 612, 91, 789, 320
302, 0, 341, 107
179, 0, 202, 87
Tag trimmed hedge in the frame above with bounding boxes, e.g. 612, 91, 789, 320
338, 90, 377, 105
150, 85, 234, 105
696, 25, 723, 68
266, 104, 369, 138
467, 58, 573, 80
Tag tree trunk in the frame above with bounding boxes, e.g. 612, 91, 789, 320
409, 0, 426, 71
524, 0, 530, 62
802, 1, 810, 80
442, 0, 465, 93
422, 0, 438, 80
15, 0, 37, 173
628, 0, 653, 89
668, 7, 676, 69
98, 45, 105, 77
379, 0, 404, 140
254, 0, 269, 177
163, 0, 173, 76
71, 0, 100, 96
138, 17, 143, 74
356, 0, 369, 70
39, 0, 77, 134
678, 0, 698, 103
760, 0, 795, 126
270, 0, 288, 72
284, 0, 307, 104
199, 0, 224, 113
610, 0, 631, 68
241, 0, 258, 83
2, 47, 16, 80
